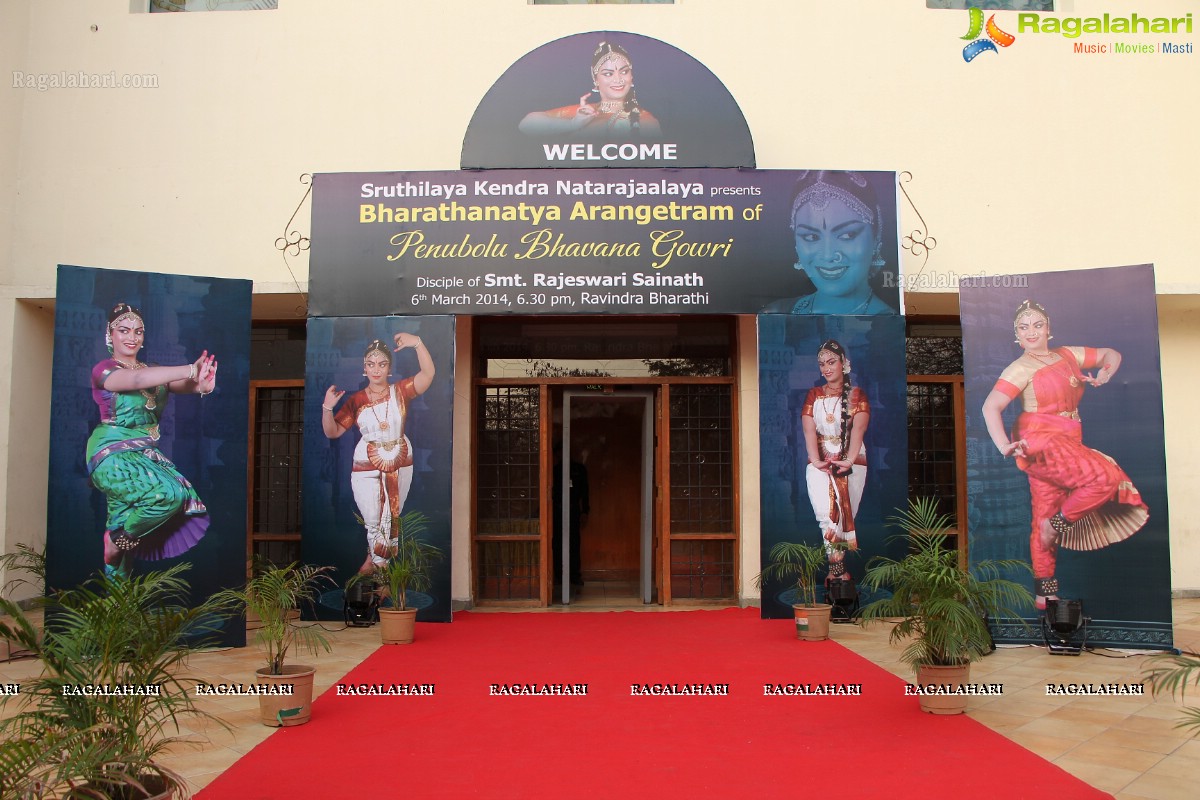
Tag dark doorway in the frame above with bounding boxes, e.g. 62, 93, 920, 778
561, 391, 654, 605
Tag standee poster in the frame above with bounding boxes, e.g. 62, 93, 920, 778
961, 264, 1172, 648
302, 315, 455, 623
758, 314, 908, 619
48, 265, 251, 648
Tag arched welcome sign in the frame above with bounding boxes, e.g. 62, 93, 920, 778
461, 31, 755, 170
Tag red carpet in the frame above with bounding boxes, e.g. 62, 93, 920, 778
198, 608, 1111, 800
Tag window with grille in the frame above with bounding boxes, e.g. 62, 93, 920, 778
906, 329, 966, 561
249, 382, 303, 566
475, 386, 542, 601
668, 384, 735, 600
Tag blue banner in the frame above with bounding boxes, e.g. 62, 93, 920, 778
961, 264, 1171, 649
49, 265, 251, 648
302, 315, 455, 623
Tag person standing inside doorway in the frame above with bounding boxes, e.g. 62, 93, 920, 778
552, 442, 590, 590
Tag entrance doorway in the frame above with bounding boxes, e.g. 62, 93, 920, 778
471, 315, 739, 608
560, 391, 654, 605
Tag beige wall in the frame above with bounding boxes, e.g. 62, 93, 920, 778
1158, 300, 1200, 590
2, 0, 1197, 595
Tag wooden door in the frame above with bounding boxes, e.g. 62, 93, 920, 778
572, 399, 644, 583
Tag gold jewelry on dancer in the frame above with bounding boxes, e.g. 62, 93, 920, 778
821, 395, 839, 424
367, 386, 391, 432
110, 310, 144, 330
113, 359, 160, 411
1029, 351, 1083, 389
110, 530, 139, 551
366, 438, 408, 473
1034, 576, 1059, 596
1012, 300, 1050, 335
791, 178, 874, 228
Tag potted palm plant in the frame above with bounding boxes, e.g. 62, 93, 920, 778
755, 540, 832, 641
215, 559, 334, 727
0, 563, 234, 799
1143, 653, 1200, 733
356, 510, 442, 645
1, 543, 44, 662
859, 497, 1033, 714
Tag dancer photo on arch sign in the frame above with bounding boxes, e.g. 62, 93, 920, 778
519, 40, 662, 141
960, 264, 1172, 649
462, 30, 755, 169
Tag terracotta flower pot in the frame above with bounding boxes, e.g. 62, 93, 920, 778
256, 664, 316, 727
79, 772, 176, 800
379, 607, 418, 644
915, 662, 971, 715
792, 603, 833, 641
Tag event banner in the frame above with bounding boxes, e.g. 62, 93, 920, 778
302, 315, 454, 623
960, 265, 1172, 648
309, 169, 901, 318
48, 265, 251, 648
758, 314, 908, 619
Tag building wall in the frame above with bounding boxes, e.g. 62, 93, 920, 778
2, 1, 1197, 596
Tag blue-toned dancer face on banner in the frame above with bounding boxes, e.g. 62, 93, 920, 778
764, 171, 897, 316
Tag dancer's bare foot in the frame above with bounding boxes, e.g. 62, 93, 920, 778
1035, 593, 1060, 611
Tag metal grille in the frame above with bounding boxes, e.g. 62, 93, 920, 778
670, 540, 734, 599
251, 540, 301, 567
476, 541, 539, 601
252, 386, 303, 535
906, 334, 963, 375
475, 387, 541, 601
476, 387, 540, 533
668, 385, 733, 534
907, 382, 959, 524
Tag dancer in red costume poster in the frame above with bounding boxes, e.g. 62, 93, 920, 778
981, 300, 1148, 610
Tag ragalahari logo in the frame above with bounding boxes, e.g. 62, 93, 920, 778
961, 7, 1016, 62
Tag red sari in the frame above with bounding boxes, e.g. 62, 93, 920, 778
993, 347, 1148, 580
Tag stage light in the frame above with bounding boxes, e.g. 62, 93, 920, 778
1042, 599, 1088, 656
344, 580, 379, 627
825, 578, 859, 623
